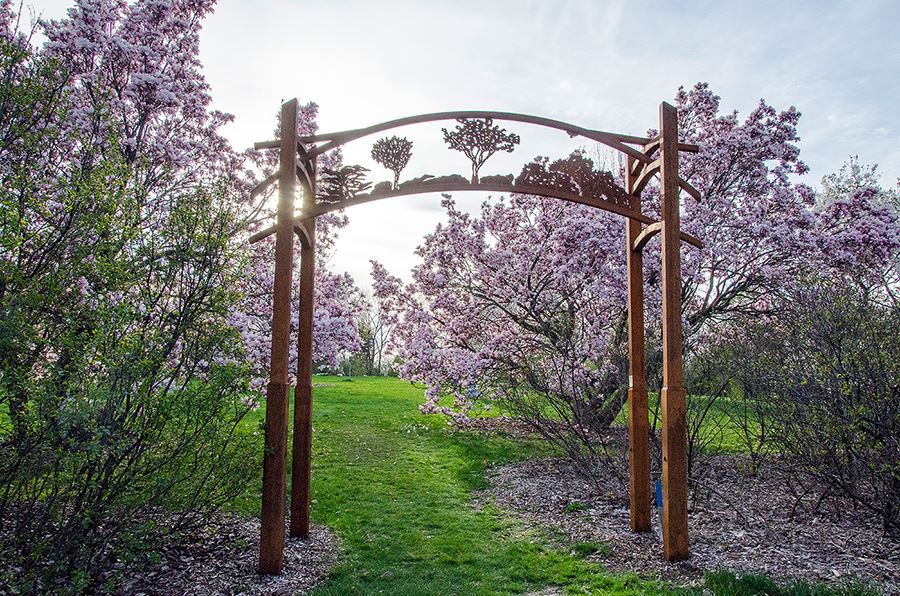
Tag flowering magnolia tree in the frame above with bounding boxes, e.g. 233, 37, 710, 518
43, 0, 364, 401
0, 0, 362, 588
234, 209, 366, 399
372, 84, 899, 470
0, 0, 258, 587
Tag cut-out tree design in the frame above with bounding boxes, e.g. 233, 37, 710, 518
442, 118, 521, 183
318, 165, 372, 203
371, 135, 413, 189
517, 150, 632, 208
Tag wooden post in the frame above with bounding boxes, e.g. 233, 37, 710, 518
290, 152, 316, 538
259, 98, 298, 575
625, 156, 651, 533
658, 101, 689, 561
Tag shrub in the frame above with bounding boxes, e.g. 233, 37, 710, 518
0, 9, 258, 590
739, 285, 899, 536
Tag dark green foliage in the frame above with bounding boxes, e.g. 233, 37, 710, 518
564, 501, 590, 513
704, 571, 877, 596
573, 541, 611, 558
735, 284, 900, 536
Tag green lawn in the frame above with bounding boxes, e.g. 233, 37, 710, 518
234, 377, 871, 596
610, 392, 762, 456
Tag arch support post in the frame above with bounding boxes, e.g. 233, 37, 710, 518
259, 99, 299, 574
625, 156, 651, 533
659, 102, 689, 560
290, 166, 316, 539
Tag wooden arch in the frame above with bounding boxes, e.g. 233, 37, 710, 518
251, 100, 699, 574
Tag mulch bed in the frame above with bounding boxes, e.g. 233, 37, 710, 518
118, 515, 339, 595
476, 456, 899, 594
456, 416, 539, 438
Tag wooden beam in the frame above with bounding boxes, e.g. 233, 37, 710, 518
249, 172, 279, 201
642, 137, 661, 159
257, 114, 697, 171
248, 182, 702, 250
293, 220, 312, 248
659, 101, 689, 561
247, 180, 661, 245
642, 138, 700, 161
248, 226, 275, 245
625, 155, 651, 533
291, 213, 315, 540
678, 230, 704, 250
259, 98, 298, 575
633, 222, 663, 253
310, 181, 651, 224
679, 178, 702, 202
254, 139, 281, 150
296, 163, 314, 195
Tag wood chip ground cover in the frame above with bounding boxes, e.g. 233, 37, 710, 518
117, 515, 339, 595
476, 456, 899, 594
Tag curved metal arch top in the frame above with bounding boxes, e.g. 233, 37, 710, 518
248, 180, 703, 249
255, 110, 662, 164
247, 106, 703, 248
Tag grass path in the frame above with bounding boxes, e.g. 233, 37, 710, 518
242, 377, 662, 595
238, 377, 867, 595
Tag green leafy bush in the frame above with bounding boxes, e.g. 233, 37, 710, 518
0, 13, 258, 591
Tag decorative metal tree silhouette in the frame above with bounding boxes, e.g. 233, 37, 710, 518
371, 135, 413, 189
516, 151, 633, 208
442, 117, 521, 183
248, 104, 703, 575
319, 164, 372, 203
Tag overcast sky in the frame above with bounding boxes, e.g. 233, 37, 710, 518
32, 0, 900, 289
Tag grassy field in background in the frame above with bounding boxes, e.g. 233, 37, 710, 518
234, 376, 871, 596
